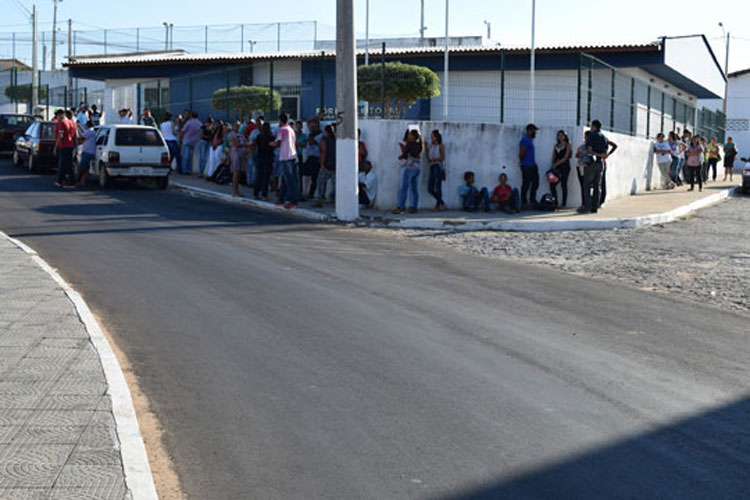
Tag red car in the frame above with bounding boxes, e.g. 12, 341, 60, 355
12, 120, 85, 172
0, 114, 35, 152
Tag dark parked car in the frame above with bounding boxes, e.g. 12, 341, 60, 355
12, 121, 59, 172
0, 114, 35, 152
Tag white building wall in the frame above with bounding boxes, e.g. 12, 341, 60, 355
726, 73, 750, 159
358, 120, 662, 210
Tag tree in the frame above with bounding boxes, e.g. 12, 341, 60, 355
4, 84, 48, 103
358, 62, 441, 119
211, 85, 281, 119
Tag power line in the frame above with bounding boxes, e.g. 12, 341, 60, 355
10, 0, 32, 17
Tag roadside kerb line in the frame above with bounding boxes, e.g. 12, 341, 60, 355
0, 231, 158, 500
172, 180, 738, 232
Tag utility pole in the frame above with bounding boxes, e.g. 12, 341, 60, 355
719, 23, 730, 115
42, 31, 46, 71
443, 0, 449, 121
364, 0, 370, 117
68, 19, 73, 102
51, 0, 61, 70
530, 0, 536, 123
419, 0, 425, 45
335, 0, 359, 221
32, 5, 39, 113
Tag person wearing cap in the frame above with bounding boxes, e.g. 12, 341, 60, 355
518, 123, 540, 210
578, 119, 617, 214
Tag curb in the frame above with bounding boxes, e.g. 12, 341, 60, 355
171, 181, 333, 222
172, 180, 737, 232
0, 232, 158, 500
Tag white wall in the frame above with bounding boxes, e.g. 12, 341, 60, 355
726, 74, 750, 158
251, 61, 301, 86
359, 120, 662, 210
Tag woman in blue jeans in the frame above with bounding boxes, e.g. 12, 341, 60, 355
426, 129, 446, 210
393, 129, 423, 214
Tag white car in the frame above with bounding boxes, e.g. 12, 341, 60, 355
92, 125, 171, 189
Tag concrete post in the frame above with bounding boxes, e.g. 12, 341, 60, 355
335, 0, 359, 221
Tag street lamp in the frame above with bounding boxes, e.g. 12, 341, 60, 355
483, 20, 491, 41
162, 22, 169, 51
248, 40, 257, 53
719, 22, 730, 115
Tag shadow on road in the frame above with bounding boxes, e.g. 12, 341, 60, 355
441, 396, 750, 500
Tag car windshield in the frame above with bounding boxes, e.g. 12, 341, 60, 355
115, 128, 164, 147
39, 123, 57, 140
1, 115, 33, 128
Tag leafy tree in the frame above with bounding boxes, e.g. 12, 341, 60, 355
358, 62, 440, 119
4, 84, 48, 103
211, 85, 281, 119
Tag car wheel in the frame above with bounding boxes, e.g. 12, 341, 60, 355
12, 149, 20, 167
99, 164, 109, 188
27, 154, 35, 173
155, 176, 169, 190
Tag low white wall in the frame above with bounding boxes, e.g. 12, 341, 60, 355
358, 120, 662, 210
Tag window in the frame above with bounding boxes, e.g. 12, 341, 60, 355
39, 123, 57, 140
24, 122, 38, 137
96, 129, 109, 146
115, 128, 164, 147
1, 115, 34, 127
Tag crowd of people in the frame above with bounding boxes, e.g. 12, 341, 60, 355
54, 102, 736, 213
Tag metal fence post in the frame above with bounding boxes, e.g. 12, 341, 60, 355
672, 98, 677, 132
586, 56, 592, 125
241, 25, 244, 52
268, 60, 274, 119
64, 85, 68, 109
45, 84, 49, 119
380, 42, 386, 119
576, 53, 582, 127
83, 87, 87, 106
319, 51, 325, 114
225, 68, 231, 120
500, 49, 505, 124
205, 26, 208, 52
629, 77, 635, 135
189, 75, 193, 111
609, 68, 615, 131
660, 92, 665, 133
157, 79, 162, 110
137, 83, 142, 119
136, 28, 140, 52
104, 30, 108, 54
646, 86, 651, 138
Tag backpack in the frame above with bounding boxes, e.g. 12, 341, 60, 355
539, 193, 558, 212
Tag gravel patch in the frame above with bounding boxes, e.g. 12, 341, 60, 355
379, 196, 750, 315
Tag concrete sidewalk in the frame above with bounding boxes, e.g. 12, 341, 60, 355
171, 175, 739, 231
0, 236, 153, 499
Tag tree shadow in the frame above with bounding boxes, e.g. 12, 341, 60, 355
441, 397, 750, 500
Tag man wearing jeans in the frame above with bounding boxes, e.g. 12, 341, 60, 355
53, 110, 77, 188
579, 119, 617, 214
272, 114, 299, 209
179, 111, 201, 175
518, 123, 539, 210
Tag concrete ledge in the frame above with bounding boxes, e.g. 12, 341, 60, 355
171, 181, 332, 222
171, 179, 737, 232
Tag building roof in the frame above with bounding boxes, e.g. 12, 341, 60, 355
728, 68, 750, 79
65, 42, 662, 68
0, 58, 32, 71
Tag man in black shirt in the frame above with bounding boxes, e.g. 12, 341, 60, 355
579, 119, 617, 214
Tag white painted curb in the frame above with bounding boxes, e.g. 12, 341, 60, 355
0, 232, 158, 500
171, 181, 332, 222
378, 187, 737, 232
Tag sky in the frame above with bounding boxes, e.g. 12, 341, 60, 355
2, 0, 749, 73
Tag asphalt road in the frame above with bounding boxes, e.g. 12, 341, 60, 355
0, 160, 748, 499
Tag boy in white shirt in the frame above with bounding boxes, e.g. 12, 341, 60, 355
653, 133, 675, 190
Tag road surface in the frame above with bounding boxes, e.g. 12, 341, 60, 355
0, 160, 748, 499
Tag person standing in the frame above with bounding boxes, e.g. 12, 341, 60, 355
76, 104, 89, 126
519, 124, 540, 210
179, 111, 202, 175
294, 120, 307, 197
139, 108, 155, 127
253, 122, 275, 200
426, 129, 446, 211
199, 118, 214, 177
652, 133, 675, 190
314, 125, 337, 208
302, 119, 323, 199
160, 112, 180, 171
578, 119, 617, 214
53, 110, 78, 188
393, 129, 422, 214
706, 137, 720, 182
271, 114, 299, 209
89, 105, 101, 126
668, 132, 686, 186
575, 131, 592, 208
119, 108, 134, 124
723, 137, 737, 181
685, 136, 704, 192
76, 121, 96, 187
549, 130, 572, 208
227, 122, 245, 197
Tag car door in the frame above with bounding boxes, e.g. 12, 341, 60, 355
94, 128, 110, 175
19, 122, 37, 160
